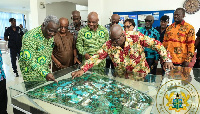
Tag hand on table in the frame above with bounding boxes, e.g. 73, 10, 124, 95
46, 73, 58, 83
71, 69, 84, 79
163, 62, 174, 71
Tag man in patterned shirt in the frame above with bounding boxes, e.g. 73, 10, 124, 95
139, 15, 160, 76
0, 50, 7, 114
19, 15, 59, 83
72, 25, 174, 79
68, 10, 86, 63
76, 12, 109, 74
163, 8, 195, 67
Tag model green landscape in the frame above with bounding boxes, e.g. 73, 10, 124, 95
27, 73, 152, 113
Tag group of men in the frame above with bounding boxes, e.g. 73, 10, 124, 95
4, 8, 197, 82
1, 7, 199, 113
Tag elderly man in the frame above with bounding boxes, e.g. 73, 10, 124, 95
72, 24, 174, 79
19, 15, 59, 84
163, 8, 195, 67
139, 15, 160, 76
76, 12, 109, 74
68, 10, 86, 62
52, 17, 80, 72
4, 18, 24, 77
104, 14, 120, 75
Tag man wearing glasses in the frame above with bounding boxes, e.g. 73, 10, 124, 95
76, 12, 109, 74
51, 18, 80, 72
104, 14, 120, 76
139, 15, 160, 76
72, 24, 174, 79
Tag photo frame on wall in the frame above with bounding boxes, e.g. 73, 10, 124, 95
114, 10, 175, 30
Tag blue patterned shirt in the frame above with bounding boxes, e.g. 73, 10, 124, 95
139, 27, 160, 60
0, 50, 6, 81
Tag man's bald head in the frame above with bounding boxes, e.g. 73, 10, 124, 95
110, 24, 123, 37
145, 15, 154, 21
59, 17, 69, 34
59, 17, 69, 25
111, 14, 120, 21
110, 25, 126, 47
72, 10, 80, 17
87, 12, 99, 31
88, 12, 99, 20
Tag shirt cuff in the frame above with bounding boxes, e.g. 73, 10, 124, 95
82, 51, 86, 56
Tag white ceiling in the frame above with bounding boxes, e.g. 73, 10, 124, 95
0, 0, 88, 12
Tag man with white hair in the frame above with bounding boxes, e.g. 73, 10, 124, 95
19, 15, 59, 84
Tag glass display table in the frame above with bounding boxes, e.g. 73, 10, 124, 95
9, 65, 199, 114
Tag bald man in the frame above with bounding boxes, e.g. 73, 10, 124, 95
72, 24, 174, 79
52, 17, 80, 72
105, 14, 120, 75
139, 15, 160, 76
76, 12, 109, 74
68, 10, 87, 63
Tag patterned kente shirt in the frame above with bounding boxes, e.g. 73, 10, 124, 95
76, 25, 109, 68
163, 20, 195, 64
139, 27, 160, 60
0, 50, 6, 81
68, 21, 87, 42
19, 26, 54, 82
81, 31, 171, 78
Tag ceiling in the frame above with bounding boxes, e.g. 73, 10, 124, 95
0, 0, 88, 12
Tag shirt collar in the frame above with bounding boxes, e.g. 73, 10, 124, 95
172, 20, 185, 27
86, 24, 100, 31
144, 27, 154, 31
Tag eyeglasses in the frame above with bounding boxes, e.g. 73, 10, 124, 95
123, 25, 132, 29
145, 19, 152, 22
60, 26, 68, 29
112, 21, 119, 24
111, 33, 124, 44
47, 28, 57, 35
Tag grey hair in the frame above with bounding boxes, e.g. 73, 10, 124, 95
43, 15, 59, 27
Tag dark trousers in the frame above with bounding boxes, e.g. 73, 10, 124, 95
105, 59, 115, 75
193, 59, 200, 78
10, 48, 20, 73
0, 79, 7, 114
146, 58, 157, 75
144, 58, 157, 82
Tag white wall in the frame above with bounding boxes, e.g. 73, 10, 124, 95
88, 0, 200, 32
46, 1, 76, 24
76, 5, 88, 21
